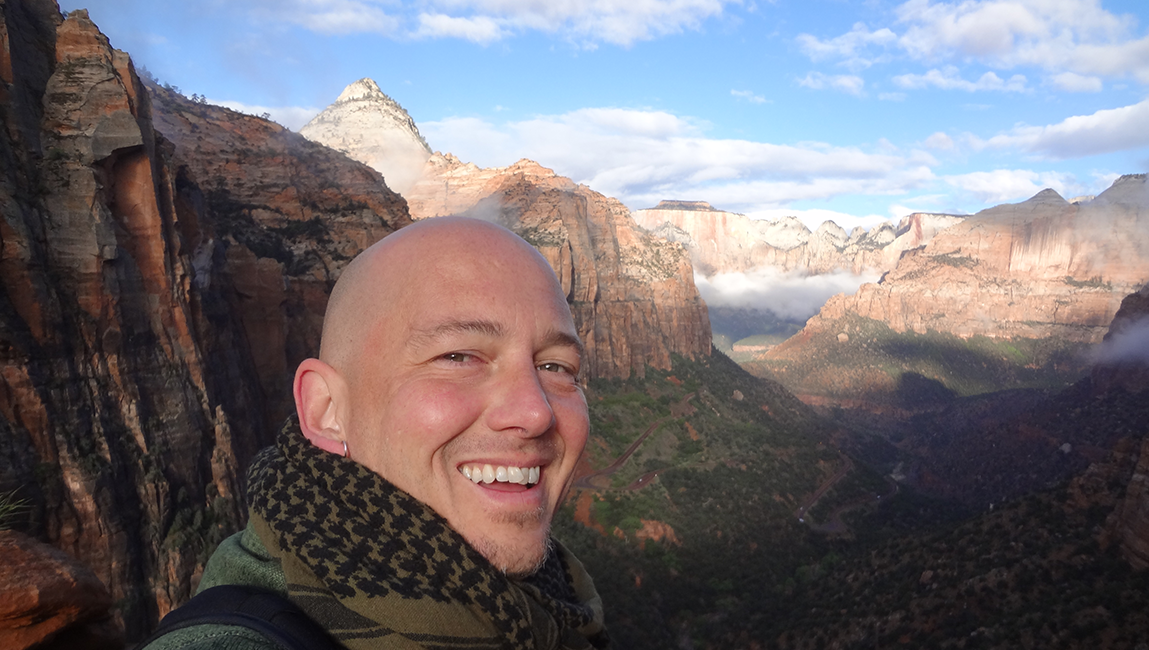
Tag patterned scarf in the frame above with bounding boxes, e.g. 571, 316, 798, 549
246, 419, 610, 650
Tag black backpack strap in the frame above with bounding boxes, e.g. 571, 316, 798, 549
136, 584, 340, 650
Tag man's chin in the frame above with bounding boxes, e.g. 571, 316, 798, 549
469, 531, 553, 578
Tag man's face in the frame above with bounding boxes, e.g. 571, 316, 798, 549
340, 237, 588, 575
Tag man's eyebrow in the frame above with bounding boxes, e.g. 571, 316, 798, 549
541, 329, 585, 359
409, 320, 584, 357
410, 319, 504, 345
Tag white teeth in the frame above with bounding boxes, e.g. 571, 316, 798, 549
460, 463, 541, 486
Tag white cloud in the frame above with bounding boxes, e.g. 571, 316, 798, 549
943, 169, 1086, 204
923, 131, 955, 150
421, 107, 937, 215
731, 89, 768, 104
977, 98, 1149, 158
1047, 71, 1103, 92
211, 99, 321, 131
798, 72, 865, 95
695, 268, 881, 320
893, 0, 1149, 82
796, 22, 896, 70
247, 0, 738, 45
879, 92, 907, 101
262, 0, 400, 35
414, 13, 506, 43
894, 65, 1027, 92
1089, 316, 1149, 366
797, 0, 1149, 95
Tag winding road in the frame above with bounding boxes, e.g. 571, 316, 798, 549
573, 393, 695, 491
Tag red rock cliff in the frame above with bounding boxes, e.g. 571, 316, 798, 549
406, 154, 711, 379
0, 1, 409, 639
147, 84, 411, 422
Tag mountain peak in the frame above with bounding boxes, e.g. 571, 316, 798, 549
1023, 188, 1068, 205
335, 77, 387, 103
300, 79, 431, 194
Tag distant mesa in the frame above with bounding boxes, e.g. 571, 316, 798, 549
634, 200, 964, 277
300, 78, 432, 195
647, 200, 728, 213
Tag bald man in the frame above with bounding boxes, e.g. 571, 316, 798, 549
140, 218, 609, 650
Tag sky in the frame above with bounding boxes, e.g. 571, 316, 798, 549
59, 0, 1149, 231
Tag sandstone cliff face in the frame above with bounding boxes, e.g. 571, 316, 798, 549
633, 200, 964, 276
148, 83, 411, 421
793, 180, 1149, 344
0, 1, 409, 638
299, 78, 431, 195
406, 155, 712, 379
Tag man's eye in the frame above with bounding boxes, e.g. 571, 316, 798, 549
538, 362, 572, 374
441, 352, 472, 363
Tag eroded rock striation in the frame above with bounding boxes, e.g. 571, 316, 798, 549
406, 155, 712, 379
633, 200, 964, 276
299, 78, 431, 195
0, 1, 409, 638
148, 82, 411, 420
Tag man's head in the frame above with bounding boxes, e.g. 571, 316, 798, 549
293, 217, 588, 576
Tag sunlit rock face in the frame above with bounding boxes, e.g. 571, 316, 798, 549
406, 156, 712, 379
790, 178, 1149, 344
632, 200, 964, 276
0, 531, 123, 650
0, 1, 409, 639
299, 78, 432, 195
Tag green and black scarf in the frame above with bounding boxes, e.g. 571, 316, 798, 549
246, 419, 610, 650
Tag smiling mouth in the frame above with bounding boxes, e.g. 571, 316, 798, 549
461, 464, 540, 486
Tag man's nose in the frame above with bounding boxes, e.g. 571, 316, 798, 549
487, 362, 556, 437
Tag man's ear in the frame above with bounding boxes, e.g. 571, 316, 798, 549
293, 358, 348, 456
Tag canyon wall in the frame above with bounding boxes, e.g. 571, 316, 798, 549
633, 199, 964, 276
406, 155, 712, 379
0, 1, 409, 638
791, 179, 1149, 344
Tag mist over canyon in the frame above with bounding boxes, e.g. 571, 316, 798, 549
1, 3, 1148, 649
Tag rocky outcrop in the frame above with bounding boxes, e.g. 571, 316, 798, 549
633, 200, 964, 276
791, 179, 1149, 344
0, 530, 122, 650
1091, 282, 1149, 395
1094, 283, 1149, 569
299, 78, 431, 195
0, 1, 409, 639
406, 155, 712, 379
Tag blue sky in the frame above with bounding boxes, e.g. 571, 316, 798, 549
60, 0, 1149, 230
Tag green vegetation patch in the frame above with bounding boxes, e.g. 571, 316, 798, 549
751, 314, 1088, 406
